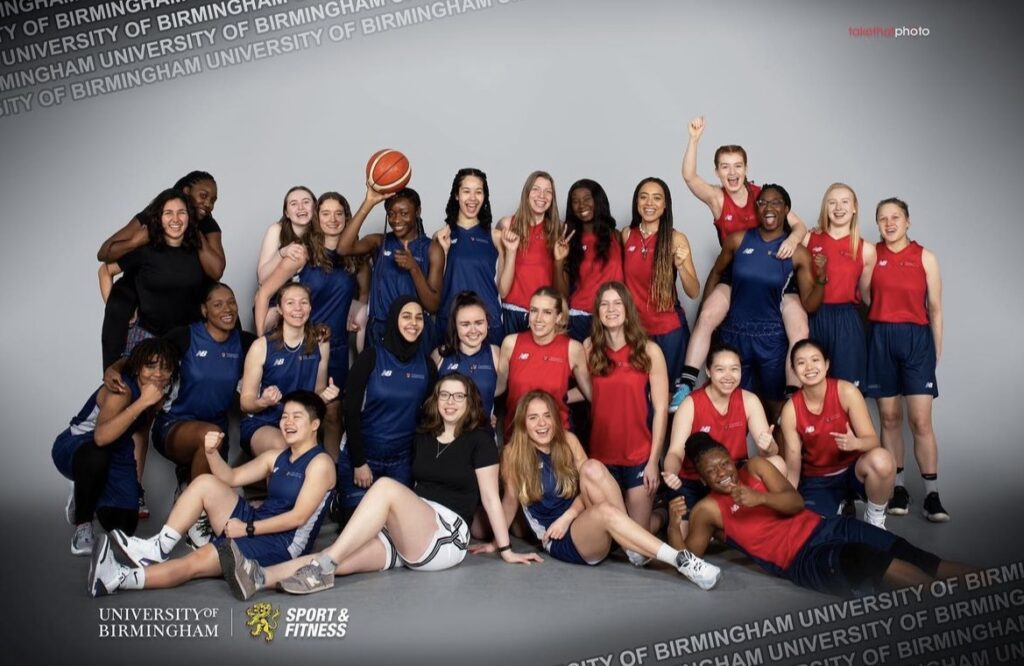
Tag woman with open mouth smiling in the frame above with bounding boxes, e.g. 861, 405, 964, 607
338, 184, 445, 350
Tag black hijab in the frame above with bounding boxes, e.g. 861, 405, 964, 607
383, 295, 424, 363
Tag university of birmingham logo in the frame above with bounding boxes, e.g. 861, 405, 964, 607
246, 602, 280, 642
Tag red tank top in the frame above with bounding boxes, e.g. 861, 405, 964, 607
868, 241, 928, 325
712, 469, 821, 571
713, 183, 762, 246
682, 387, 748, 480
792, 379, 858, 476
506, 333, 572, 436
589, 344, 651, 466
622, 228, 681, 335
807, 231, 863, 305
505, 222, 554, 309
570, 232, 624, 312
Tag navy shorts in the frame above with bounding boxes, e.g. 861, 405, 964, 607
798, 463, 865, 517
720, 320, 788, 401
785, 515, 898, 596
239, 414, 277, 457
650, 307, 691, 390
336, 449, 413, 509
211, 498, 300, 567
545, 520, 604, 566
809, 303, 867, 389
864, 322, 938, 398
501, 305, 530, 337
568, 312, 593, 343
605, 462, 647, 491
152, 412, 229, 461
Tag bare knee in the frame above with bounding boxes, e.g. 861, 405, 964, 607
580, 459, 609, 486
878, 406, 903, 431
907, 413, 934, 438
864, 448, 895, 477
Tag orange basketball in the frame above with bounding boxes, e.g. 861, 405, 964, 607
366, 149, 412, 194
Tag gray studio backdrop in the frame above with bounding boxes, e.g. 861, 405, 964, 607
1, 0, 1022, 662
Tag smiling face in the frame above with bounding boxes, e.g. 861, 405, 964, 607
825, 186, 856, 230
279, 401, 318, 446
636, 181, 667, 224
202, 285, 238, 334
715, 152, 748, 194
387, 198, 418, 239
528, 294, 561, 340
397, 301, 425, 342
277, 285, 312, 329
186, 179, 217, 221
756, 187, 788, 233
597, 286, 626, 330
570, 186, 595, 223
707, 350, 741, 396
455, 304, 487, 351
318, 198, 346, 236
457, 175, 484, 221
791, 343, 829, 388
696, 448, 739, 493
285, 188, 315, 228
160, 198, 189, 245
528, 176, 554, 218
876, 202, 910, 244
436, 378, 469, 426
524, 397, 555, 447
136, 355, 172, 393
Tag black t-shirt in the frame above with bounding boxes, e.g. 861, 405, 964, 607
412, 429, 499, 524
118, 244, 205, 336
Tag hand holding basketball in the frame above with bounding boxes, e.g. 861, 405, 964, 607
366, 149, 411, 194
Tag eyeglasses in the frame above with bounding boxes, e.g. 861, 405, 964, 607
755, 198, 786, 208
438, 391, 468, 403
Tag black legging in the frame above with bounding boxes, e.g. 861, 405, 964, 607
101, 273, 138, 370
72, 442, 138, 535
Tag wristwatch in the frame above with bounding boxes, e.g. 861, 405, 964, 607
246, 519, 255, 537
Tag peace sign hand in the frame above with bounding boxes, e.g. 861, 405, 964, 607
554, 227, 575, 262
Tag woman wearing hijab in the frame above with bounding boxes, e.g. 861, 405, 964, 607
336, 296, 435, 521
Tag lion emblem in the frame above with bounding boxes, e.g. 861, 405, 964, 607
245, 602, 280, 642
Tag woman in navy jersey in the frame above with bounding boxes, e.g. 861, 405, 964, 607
803, 183, 876, 387
97, 171, 224, 369
780, 339, 894, 527
583, 282, 668, 540
88, 391, 336, 597
673, 118, 808, 408
564, 180, 624, 342
432, 291, 504, 430
216, 374, 541, 600
433, 168, 504, 346
621, 177, 700, 397
490, 391, 720, 589
54, 340, 176, 556
499, 287, 591, 438
253, 186, 324, 336
337, 296, 435, 519
239, 283, 338, 456
864, 198, 946, 521
496, 171, 572, 335
662, 344, 781, 546
338, 184, 444, 349
702, 184, 824, 423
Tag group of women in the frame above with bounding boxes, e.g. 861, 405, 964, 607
63, 115, 946, 600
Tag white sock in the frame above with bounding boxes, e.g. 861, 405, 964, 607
315, 553, 338, 573
895, 469, 905, 486
923, 477, 939, 495
865, 501, 887, 521
157, 526, 182, 555
120, 567, 145, 590
656, 543, 678, 566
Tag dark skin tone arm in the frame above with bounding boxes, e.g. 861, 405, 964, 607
393, 239, 444, 313
97, 217, 148, 262
337, 186, 389, 257
792, 245, 825, 314
196, 230, 225, 280
732, 456, 806, 515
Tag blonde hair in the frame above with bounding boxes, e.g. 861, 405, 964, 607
511, 171, 561, 252
502, 391, 578, 505
817, 182, 861, 258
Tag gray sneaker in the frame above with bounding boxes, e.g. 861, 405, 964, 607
675, 550, 721, 591
71, 523, 94, 556
279, 559, 335, 595
217, 539, 265, 601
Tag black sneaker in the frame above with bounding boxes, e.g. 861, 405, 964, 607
887, 486, 910, 516
840, 490, 857, 517
922, 492, 950, 522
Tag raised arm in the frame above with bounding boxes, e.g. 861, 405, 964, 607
680, 116, 724, 214
494, 217, 520, 298
97, 217, 149, 262
338, 186, 389, 257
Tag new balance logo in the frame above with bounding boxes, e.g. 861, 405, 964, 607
450, 238, 459, 244
805, 425, 816, 434
878, 260, 888, 267
448, 363, 459, 370
725, 214, 733, 221
380, 370, 393, 377
742, 248, 755, 255
700, 426, 712, 433
518, 353, 530, 360
383, 250, 393, 256
812, 246, 823, 253
582, 244, 589, 251
195, 350, 208, 357
925, 382, 934, 389
730, 504, 740, 514
628, 245, 637, 252
273, 359, 285, 366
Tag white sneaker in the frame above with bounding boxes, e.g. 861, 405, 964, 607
185, 512, 214, 550
71, 523, 94, 556
625, 549, 651, 568
88, 535, 128, 597
675, 550, 721, 591
109, 529, 169, 567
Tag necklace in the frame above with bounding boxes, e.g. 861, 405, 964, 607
436, 435, 456, 459
639, 229, 656, 258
